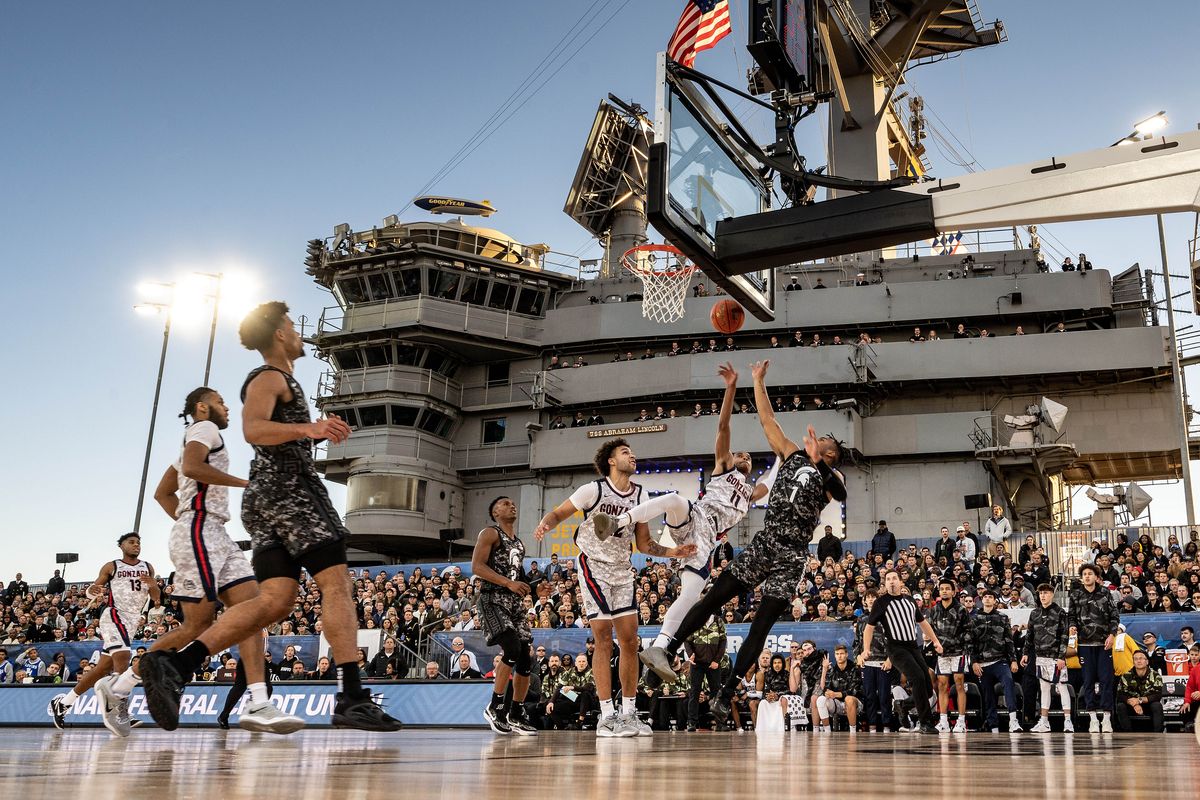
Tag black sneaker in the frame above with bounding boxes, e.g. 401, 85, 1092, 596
216, 716, 230, 730
332, 692, 402, 731
49, 695, 68, 730
484, 704, 511, 734
709, 694, 731, 723
919, 723, 939, 735
139, 651, 185, 731
506, 706, 538, 736
685, 723, 697, 732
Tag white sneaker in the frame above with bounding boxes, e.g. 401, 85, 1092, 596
952, 719, 967, 734
626, 713, 653, 737
597, 713, 637, 738
1063, 717, 1074, 733
1099, 713, 1112, 733
1009, 715, 1023, 733
1087, 713, 1098, 733
1030, 718, 1051, 733
95, 675, 130, 738
990, 727, 999, 733
934, 718, 950, 733
238, 700, 306, 735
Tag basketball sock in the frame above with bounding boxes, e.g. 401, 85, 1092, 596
175, 640, 211, 674
490, 691, 506, 711
59, 691, 78, 707
247, 682, 269, 705
657, 570, 706, 648
600, 699, 615, 718
939, 713, 948, 724
337, 663, 364, 698
111, 668, 140, 698
622, 696, 637, 715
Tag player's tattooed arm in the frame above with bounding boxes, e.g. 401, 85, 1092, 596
634, 523, 697, 559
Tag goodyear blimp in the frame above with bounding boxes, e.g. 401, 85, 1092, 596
412, 196, 497, 217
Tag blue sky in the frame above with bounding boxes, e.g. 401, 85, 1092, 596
2, 1, 1199, 581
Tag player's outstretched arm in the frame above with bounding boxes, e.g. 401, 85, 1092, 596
243, 369, 350, 446
714, 362, 737, 470
153, 464, 181, 520
749, 361, 799, 459
533, 499, 579, 542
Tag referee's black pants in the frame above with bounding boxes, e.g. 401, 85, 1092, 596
888, 642, 934, 726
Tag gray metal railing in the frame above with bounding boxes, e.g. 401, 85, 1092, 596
317, 296, 544, 343
320, 429, 453, 465
451, 441, 531, 471
318, 366, 462, 404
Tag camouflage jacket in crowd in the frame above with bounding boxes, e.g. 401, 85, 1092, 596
1116, 668, 1164, 704
556, 664, 594, 694
1067, 584, 1120, 646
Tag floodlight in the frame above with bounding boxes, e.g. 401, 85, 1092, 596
1038, 397, 1068, 432
1134, 112, 1168, 136
1124, 482, 1153, 518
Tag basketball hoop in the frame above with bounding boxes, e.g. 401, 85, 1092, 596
621, 244, 696, 324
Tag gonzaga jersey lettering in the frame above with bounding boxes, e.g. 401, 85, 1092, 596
108, 560, 151, 618
570, 478, 644, 567
176, 421, 231, 522
701, 468, 754, 531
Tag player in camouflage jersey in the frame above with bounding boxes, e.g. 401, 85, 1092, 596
640, 360, 845, 721
140, 301, 400, 732
473, 495, 537, 736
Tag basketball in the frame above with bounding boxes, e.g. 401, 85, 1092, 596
710, 299, 745, 334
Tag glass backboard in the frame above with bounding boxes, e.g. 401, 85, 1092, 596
648, 52, 776, 320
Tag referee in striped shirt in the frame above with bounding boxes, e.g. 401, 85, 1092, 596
858, 569, 943, 734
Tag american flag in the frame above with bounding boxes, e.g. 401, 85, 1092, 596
929, 231, 964, 256
667, 0, 732, 68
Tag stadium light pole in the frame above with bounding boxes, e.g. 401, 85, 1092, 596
132, 287, 174, 535
194, 271, 223, 385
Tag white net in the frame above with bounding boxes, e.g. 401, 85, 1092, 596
621, 245, 696, 324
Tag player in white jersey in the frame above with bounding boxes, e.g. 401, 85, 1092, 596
590, 364, 776, 682
50, 532, 158, 735
107, 386, 302, 734
534, 438, 696, 737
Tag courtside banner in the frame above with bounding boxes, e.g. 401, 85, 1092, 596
0, 681, 491, 728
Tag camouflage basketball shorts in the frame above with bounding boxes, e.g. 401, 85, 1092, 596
477, 591, 532, 647
241, 469, 349, 561
728, 529, 811, 600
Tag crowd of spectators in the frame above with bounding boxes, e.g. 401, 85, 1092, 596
5, 523, 1199, 732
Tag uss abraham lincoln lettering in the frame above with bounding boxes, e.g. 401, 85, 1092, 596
586, 424, 667, 439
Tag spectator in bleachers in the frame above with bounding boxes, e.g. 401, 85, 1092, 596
785, 276, 802, 291
1062, 257, 1075, 271
909, 327, 925, 342
723, 337, 739, 352
1141, 631, 1167, 672
709, 401, 720, 416
1078, 253, 1093, 271
953, 323, 971, 339
788, 395, 805, 412
811, 397, 826, 410
370, 637, 403, 677
667, 409, 678, 419
550, 653, 596, 729
668, 341, 683, 356
1115, 650, 1163, 731
691, 403, 704, 418
934, 527, 956, 564
690, 340, 703, 354
586, 410, 605, 426
573, 356, 587, 367
1182, 644, 1200, 731
706, 338, 719, 352
693, 283, 709, 298
871, 521, 897, 561
926, 330, 941, 341
809, 333, 823, 347
978, 328, 993, 338
634, 409, 651, 422
814, 278, 828, 289
453, 653, 483, 680
816, 525, 843, 564
653, 406, 667, 420
769, 335, 782, 348
571, 412, 586, 428
550, 416, 566, 430
45, 571, 65, 595
790, 331, 805, 346
855, 273, 870, 287
1014, 326, 1026, 335
641, 348, 655, 360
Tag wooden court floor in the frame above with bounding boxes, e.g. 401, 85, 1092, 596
3, 729, 1198, 799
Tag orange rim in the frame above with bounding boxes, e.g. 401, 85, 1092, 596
621, 244, 696, 278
